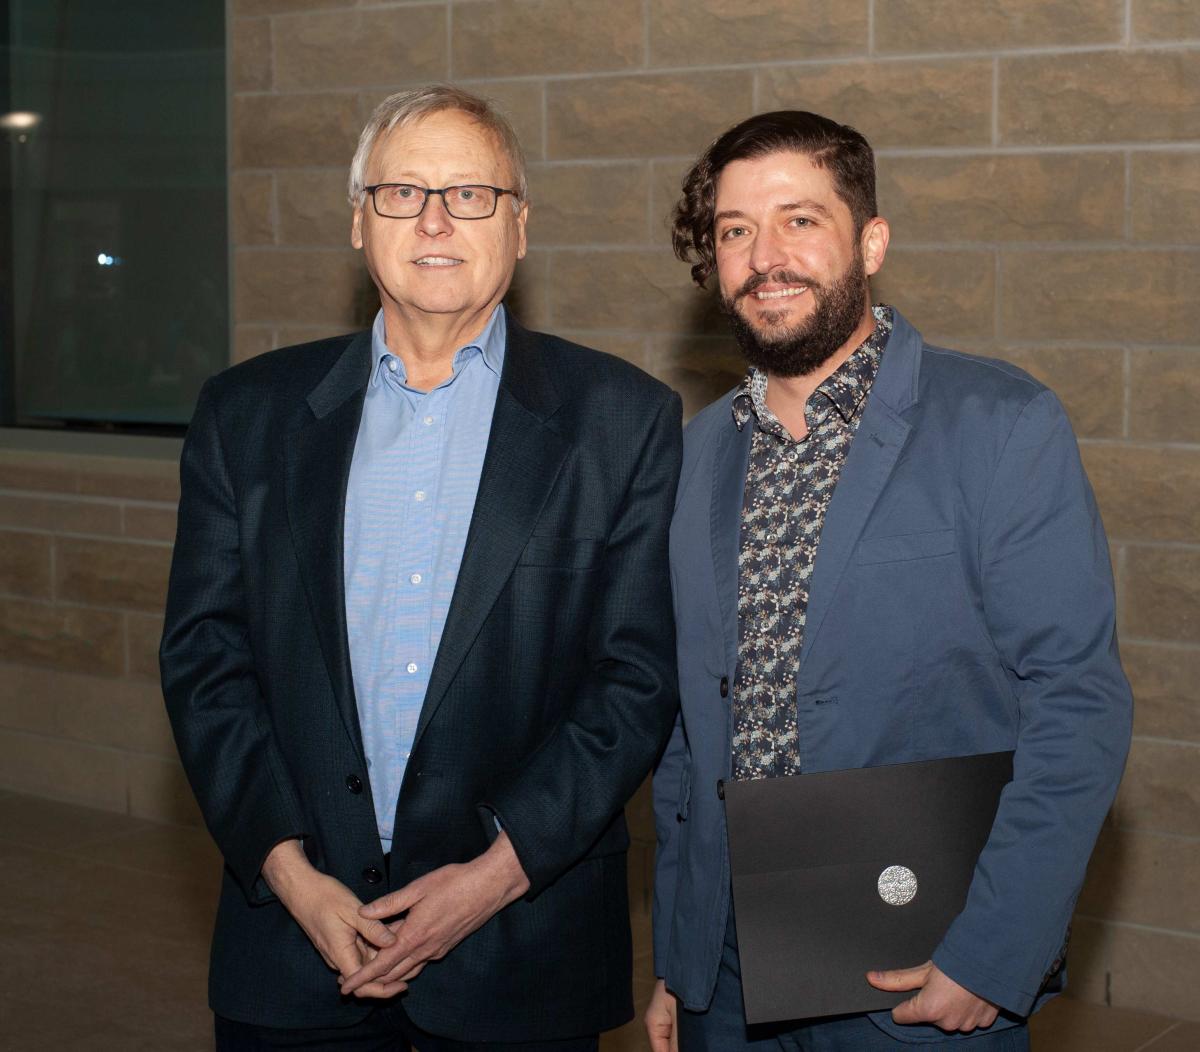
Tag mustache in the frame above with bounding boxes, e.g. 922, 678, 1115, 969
736, 270, 819, 300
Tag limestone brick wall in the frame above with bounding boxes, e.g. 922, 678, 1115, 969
0, 0, 1196, 1024
0, 449, 195, 824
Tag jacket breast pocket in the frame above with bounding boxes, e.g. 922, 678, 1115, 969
516, 535, 604, 570
855, 528, 956, 566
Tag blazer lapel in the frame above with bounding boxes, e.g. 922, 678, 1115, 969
413, 318, 569, 748
284, 332, 372, 764
711, 412, 752, 675
798, 313, 922, 673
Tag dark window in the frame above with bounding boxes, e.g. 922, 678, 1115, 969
1, 0, 227, 433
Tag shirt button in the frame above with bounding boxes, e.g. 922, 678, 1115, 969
386, 359, 398, 373
414, 490, 426, 502
423, 415, 434, 426
406, 662, 418, 674
410, 573, 422, 585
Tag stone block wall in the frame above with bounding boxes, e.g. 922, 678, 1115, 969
0, 450, 195, 824
0, 0, 1196, 1023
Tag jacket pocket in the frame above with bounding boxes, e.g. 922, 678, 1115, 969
516, 535, 604, 569
855, 528, 956, 566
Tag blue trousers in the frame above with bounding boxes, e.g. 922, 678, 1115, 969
677, 910, 1030, 1051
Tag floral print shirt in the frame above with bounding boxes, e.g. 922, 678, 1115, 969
730, 305, 893, 780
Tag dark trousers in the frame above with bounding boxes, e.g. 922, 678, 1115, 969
676, 909, 1030, 1051
215, 1004, 599, 1052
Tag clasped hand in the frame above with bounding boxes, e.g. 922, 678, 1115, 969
867, 960, 999, 1032
338, 831, 530, 999
261, 839, 397, 981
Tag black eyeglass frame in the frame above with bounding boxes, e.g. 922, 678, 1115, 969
362, 183, 519, 220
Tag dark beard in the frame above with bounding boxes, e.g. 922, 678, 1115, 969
722, 254, 870, 379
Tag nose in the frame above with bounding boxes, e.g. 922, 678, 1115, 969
415, 192, 454, 237
749, 226, 786, 276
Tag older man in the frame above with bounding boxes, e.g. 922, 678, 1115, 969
647, 110, 1131, 1050
162, 85, 681, 1051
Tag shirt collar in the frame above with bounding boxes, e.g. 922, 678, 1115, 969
732, 304, 893, 434
369, 304, 507, 389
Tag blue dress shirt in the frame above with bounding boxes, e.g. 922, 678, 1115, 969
344, 306, 505, 852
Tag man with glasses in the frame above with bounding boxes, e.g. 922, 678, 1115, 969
162, 85, 681, 1051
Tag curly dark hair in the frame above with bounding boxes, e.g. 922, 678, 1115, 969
672, 111, 877, 287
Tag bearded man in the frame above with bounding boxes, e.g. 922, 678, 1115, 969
646, 111, 1131, 1051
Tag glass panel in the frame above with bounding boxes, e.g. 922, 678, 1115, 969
3, 0, 226, 429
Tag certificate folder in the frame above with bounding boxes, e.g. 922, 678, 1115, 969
723, 750, 1013, 1025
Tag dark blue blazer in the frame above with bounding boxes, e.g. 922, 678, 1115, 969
653, 310, 1131, 1041
161, 315, 682, 1040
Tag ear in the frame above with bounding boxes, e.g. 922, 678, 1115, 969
514, 200, 529, 261
351, 202, 365, 250
860, 216, 889, 276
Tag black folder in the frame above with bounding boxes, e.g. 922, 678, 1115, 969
723, 751, 1013, 1024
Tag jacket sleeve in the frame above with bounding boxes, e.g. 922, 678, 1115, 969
159, 380, 308, 903
931, 388, 1133, 1014
479, 392, 683, 897
651, 708, 688, 976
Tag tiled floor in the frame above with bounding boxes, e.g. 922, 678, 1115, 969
0, 790, 1194, 1051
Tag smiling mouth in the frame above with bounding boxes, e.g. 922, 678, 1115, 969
414, 256, 463, 267
753, 286, 808, 301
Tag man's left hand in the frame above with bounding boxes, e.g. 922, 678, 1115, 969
338, 831, 530, 999
867, 961, 999, 1032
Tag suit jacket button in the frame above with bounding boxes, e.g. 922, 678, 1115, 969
345, 774, 363, 794
362, 866, 383, 885
719, 676, 729, 698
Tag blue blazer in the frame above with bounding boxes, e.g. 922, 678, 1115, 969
653, 310, 1131, 1041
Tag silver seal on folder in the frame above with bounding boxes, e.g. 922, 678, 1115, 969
877, 865, 918, 906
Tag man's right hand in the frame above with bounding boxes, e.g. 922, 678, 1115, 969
645, 978, 679, 1052
262, 839, 397, 981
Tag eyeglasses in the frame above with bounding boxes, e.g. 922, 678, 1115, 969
363, 183, 518, 220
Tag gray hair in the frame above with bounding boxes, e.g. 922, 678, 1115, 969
347, 85, 528, 209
